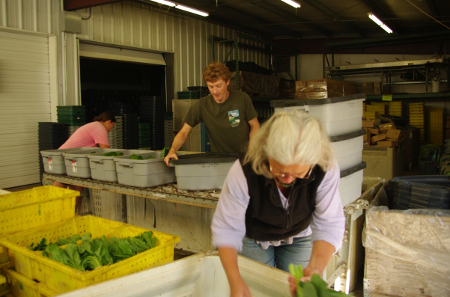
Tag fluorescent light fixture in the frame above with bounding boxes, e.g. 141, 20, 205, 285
176, 4, 209, 17
281, 0, 301, 8
151, 0, 176, 7
368, 12, 393, 34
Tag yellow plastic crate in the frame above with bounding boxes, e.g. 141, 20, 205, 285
2, 266, 57, 297
0, 186, 78, 237
0, 215, 180, 294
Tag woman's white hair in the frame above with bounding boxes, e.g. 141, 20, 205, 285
244, 110, 334, 178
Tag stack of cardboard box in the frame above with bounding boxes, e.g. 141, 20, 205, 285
293, 79, 356, 99
363, 119, 402, 147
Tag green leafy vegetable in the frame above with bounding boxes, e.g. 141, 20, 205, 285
130, 154, 143, 160
160, 147, 170, 158
57, 234, 81, 246
289, 264, 352, 297
29, 238, 47, 251
103, 151, 124, 156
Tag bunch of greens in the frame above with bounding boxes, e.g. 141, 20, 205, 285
29, 234, 81, 251
160, 147, 170, 158
35, 231, 158, 272
289, 264, 352, 297
130, 154, 143, 160
102, 151, 124, 156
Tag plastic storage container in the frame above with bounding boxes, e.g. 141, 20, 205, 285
63, 148, 108, 178
0, 186, 78, 237
55, 252, 291, 297
1, 266, 58, 297
271, 94, 366, 136
0, 215, 180, 294
330, 129, 365, 171
339, 162, 366, 206
386, 176, 450, 210
114, 152, 176, 187
88, 149, 153, 182
171, 153, 239, 190
41, 148, 96, 175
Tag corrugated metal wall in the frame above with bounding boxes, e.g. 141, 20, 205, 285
77, 1, 270, 99
0, 0, 272, 103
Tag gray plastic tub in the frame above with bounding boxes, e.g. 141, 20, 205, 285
114, 152, 175, 187
63, 148, 107, 178
88, 149, 153, 182
329, 129, 365, 171
41, 147, 99, 175
171, 153, 239, 190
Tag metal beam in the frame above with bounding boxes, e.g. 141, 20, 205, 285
64, 0, 122, 11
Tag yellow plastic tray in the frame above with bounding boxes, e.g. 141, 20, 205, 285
0, 186, 78, 237
1, 266, 57, 297
0, 215, 180, 294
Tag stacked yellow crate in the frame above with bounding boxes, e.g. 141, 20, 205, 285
366, 102, 387, 115
409, 103, 425, 141
428, 108, 445, 146
388, 101, 402, 116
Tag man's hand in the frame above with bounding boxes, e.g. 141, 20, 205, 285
164, 150, 178, 166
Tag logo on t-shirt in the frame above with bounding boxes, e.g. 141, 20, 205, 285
228, 110, 240, 127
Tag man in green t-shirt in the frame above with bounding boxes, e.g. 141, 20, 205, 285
164, 62, 260, 166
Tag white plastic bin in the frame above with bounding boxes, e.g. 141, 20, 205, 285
88, 149, 153, 182
56, 252, 291, 297
171, 153, 239, 190
41, 148, 99, 175
330, 130, 365, 171
271, 94, 365, 136
114, 152, 176, 187
339, 162, 366, 206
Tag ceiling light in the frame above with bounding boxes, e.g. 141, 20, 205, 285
368, 12, 393, 34
176, 4, 209, 17
281, 0, 301, 8
150, 0, 176, 7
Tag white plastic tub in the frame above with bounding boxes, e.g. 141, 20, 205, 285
271, 94, 365, 136
339, 162, 366, 206
56, 252, 291, 297
41, 148, 99, 175
171, 153, 239, 190
88, 149, 152, 182
330, 130, 365, 171
114, 152, 176, 187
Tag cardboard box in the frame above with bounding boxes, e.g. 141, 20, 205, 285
342, 81, 357, 96
379, 122, 396, 130
294, 79, 344, 99
368, 128, 379, 135
376, 139, 398, 147
363, 120, 375, 128
371, 134, 386, 143
385, 129, 401, 140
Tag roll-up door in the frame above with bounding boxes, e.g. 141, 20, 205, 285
79, 43, 166, 65
0, 30, 57, 188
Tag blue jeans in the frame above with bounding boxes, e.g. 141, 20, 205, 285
240, 235, 312, 272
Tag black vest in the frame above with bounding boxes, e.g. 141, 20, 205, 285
240, 158, 326, 241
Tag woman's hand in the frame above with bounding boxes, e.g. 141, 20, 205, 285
229, 279, 252, 297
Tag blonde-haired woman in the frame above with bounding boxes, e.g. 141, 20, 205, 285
211, 110, 345, 297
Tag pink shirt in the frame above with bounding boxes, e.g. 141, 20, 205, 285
59, 121, 109, 149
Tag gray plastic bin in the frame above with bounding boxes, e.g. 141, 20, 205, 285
330, 129, 365, 171
271, 94, 366, 136
114, 152, 176, 187
171, 153, 239, 190
41, 147, 98, 175
63, 148, 106, 178
88, 149, 153, 182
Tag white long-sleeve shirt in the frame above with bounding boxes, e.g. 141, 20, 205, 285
211, 159, 345, 252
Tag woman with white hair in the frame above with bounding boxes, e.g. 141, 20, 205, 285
211, 110, 345, 297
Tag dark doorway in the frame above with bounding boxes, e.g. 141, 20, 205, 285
80, 57, 167, 149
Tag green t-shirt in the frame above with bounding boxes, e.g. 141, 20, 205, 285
184, 91, 258, 153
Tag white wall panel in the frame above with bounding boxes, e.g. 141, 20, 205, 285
0, 29, 56, 188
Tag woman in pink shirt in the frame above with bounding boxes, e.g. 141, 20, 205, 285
53, 111, 116, 211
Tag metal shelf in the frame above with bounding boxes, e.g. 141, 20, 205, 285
366, 92, 450, 101
42, 173, 219, 209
